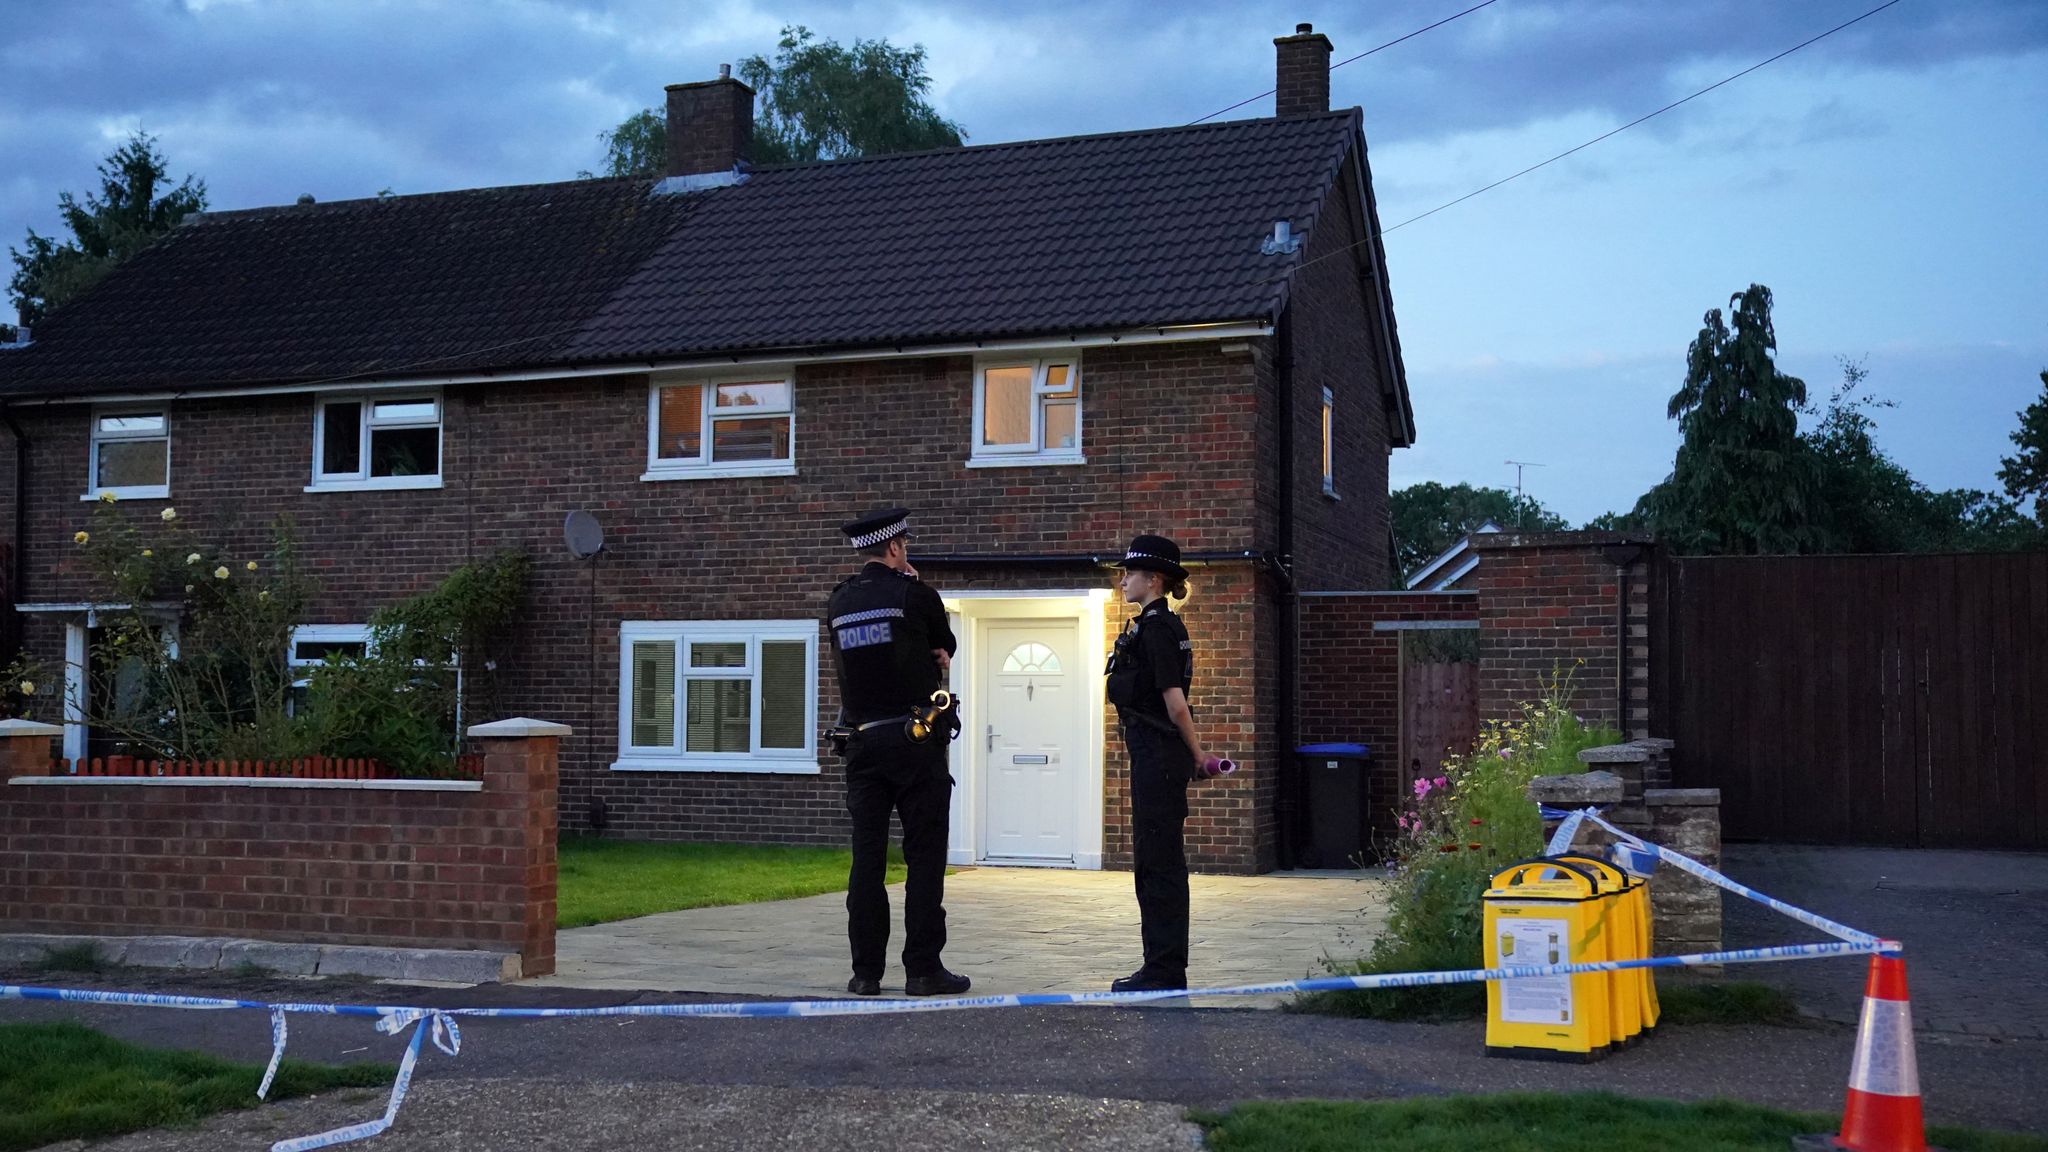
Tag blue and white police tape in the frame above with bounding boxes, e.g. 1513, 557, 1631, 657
0, 819, 1900, 1152
1539, 805, 1886, 948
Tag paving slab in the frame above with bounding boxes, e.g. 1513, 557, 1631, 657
531, 866, 1388, 1007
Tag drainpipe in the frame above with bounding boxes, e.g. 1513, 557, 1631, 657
1274, 308, 1300, 870
1, 402, 25, 658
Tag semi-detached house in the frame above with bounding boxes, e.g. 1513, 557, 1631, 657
0, 25, 1414, 873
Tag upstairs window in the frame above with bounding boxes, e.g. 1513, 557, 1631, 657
971, 357, 1081, 464
645, 373, 796, 480
88, 410, 170, 499
313, 395, 442, 490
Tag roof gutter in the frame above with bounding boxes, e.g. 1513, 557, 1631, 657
0, 319, 1275, 407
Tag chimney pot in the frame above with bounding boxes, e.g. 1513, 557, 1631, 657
1274, 22, 1334, 118
664, 72, 755, 178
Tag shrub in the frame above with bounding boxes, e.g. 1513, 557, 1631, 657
1300, 664, 1621, 1019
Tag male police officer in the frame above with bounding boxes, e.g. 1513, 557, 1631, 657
826, 508, 971, 997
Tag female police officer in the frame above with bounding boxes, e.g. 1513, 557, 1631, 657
1106, 534, 1209, 993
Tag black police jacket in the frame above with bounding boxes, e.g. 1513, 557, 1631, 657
826, 562, 957, 722
1106, 598, 1193, 728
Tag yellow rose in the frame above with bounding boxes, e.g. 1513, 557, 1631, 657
186, 553, 202, 565
18, 681, 33, 696
141, 549, 153, 557
97, 490, 118, 503
213, 566, 230, 580
73, 531, 89, 545
183, 584, 194, 593
245, 560, 259, 572
161, 507, 177, 522
258, 590, 271, 601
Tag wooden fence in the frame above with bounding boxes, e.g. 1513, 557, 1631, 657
35, 754, 485, 780
1651, 552, 2047, 850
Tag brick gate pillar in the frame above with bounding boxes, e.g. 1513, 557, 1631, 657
467, 718, 566, 977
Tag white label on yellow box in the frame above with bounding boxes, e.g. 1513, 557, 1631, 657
1497, 917, 1574, 1025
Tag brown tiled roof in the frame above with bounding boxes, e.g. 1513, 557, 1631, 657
0, 111, 1367, 398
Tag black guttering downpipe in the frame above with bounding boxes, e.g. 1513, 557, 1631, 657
1274, 306, 1300, 871
0, 402, 25, 658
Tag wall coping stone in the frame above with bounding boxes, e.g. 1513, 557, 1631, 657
8, 776, 481, 791
0, 719, 63, 737
1579, 743, 1652, 765
1527, 770, 1624, 805
468, 717, 572, 738
1646, 787, 1722, 807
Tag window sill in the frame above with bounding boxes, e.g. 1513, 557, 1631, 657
964, 454, 1088, 470
610, 756, 821, 776
640, 463, 798, 483
305, 476, 444, 493
80, 487, 169, 501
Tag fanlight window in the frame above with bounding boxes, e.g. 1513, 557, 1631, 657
1001, 643, 1063, 674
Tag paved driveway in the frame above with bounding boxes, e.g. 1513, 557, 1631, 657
529, 866, 1388, 1006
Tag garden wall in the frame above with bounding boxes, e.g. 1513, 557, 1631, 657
0, 718, 562, 976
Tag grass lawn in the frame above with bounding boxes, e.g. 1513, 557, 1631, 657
558, 837, 910, 928
0, 1021, 393, 1152
1193, 1092, 2048, 1152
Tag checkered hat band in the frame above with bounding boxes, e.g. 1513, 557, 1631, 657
850, 521, 907, 549
1125, 550, 1174, 563
831, 607, 906, 629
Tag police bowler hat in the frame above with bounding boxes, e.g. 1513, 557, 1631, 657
1114, 534, 1188, 583
842, 507, 912, 549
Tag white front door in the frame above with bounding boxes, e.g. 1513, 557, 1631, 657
979, 619, 1083, 862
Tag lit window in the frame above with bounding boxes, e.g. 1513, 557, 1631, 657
1321, 386, 1336, 497
313, 395, 442, 489
1000, 643, 1063, 674
87, 410, 170, 498
971, 358, 1081, 463
646, 374, 796, 479
616, 621, 816, 773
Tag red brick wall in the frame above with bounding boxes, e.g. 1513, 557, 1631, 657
1273, 152, 1395, 593
0, 731, 559, 974
1469, 533, 1652, 733
1297, 591, 1477, 843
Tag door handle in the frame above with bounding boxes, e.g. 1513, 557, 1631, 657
987, 724, 996, 753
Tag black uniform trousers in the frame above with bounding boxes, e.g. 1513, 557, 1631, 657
844, 727, 952, 981
1123, 719, 1193, 980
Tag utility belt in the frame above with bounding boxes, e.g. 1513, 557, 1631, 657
826, 691, 960, 757
1117, 708, 1182, 736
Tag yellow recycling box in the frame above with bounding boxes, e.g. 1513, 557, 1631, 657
1553, 853, 1644, 1048
1484, 858, 1612, 1061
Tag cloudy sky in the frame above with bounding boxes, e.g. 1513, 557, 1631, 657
4, 0, 2044, 522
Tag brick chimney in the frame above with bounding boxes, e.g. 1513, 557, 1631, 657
664, 64, 754, 178
1274, 23, 1333, 117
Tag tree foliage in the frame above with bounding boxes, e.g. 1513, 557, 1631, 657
1593, 286, 2042, 555
8, 133, 207, 325
1996, 369, 2048, 524
1647, 284, 1819, 555
1391, 482, 1566, 582
587, 25, 963, 178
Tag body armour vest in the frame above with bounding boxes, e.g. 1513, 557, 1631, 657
1106, 601, 1194, 725
827, 563, 945, 721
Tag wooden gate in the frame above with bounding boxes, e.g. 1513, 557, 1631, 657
1402, 659, 1478, 789
1652, 553, 2048, 849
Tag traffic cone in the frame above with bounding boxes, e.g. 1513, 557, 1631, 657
1795, 952, 1942, 1152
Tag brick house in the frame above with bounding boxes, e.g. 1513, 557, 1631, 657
0, 25, 1412, 873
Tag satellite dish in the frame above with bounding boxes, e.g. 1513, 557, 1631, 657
564, 510, 606, 560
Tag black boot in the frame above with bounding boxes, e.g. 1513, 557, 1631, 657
847, 975, 881, 996
904, 968, 971, 997
1111, 970, 1188, 994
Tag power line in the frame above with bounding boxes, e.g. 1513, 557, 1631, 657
1372, 0, 1903, 238
1187, 0, 1502, 126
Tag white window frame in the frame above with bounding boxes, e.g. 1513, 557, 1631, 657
288, 624, 376, 689
967, 355, 1084, 467
1320, 385, 1339, 499
84, 408, 171, 500
642, 369, 798, 482
612, 619, 819, 774
309, 393, 444, 492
